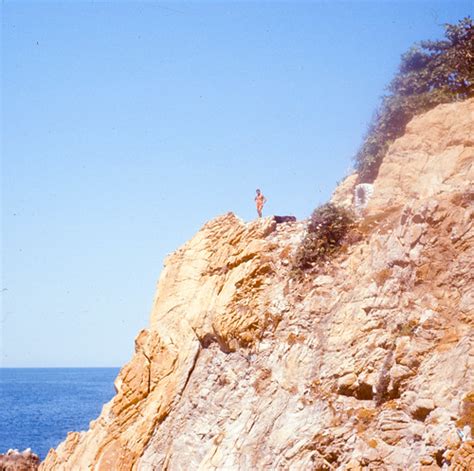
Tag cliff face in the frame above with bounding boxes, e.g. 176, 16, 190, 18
41, 99, 474, 470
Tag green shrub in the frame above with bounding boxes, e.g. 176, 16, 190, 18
355, 17, 474, 183
294, 203, 354, 271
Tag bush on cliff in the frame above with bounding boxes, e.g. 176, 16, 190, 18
294, 203, 354, 271
355, 17, 474, 183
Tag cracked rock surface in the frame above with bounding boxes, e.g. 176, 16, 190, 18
41, 99, 473, 470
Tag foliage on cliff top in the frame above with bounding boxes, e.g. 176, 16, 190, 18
294, 203, 354, 272
355, 17, 474, 183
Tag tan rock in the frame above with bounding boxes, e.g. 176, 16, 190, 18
411, 398, 436, 421
331, 173, 357, 208
338, 372, 358, 392
40, 99, 474, 470
0, 449, 40, 471
367, 98, 474, 213
449, 440, 474, 471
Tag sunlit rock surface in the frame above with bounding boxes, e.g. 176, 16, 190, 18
0, 449, 40, 471
41, 99, 473, 470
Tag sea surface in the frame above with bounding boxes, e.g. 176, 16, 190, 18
0, 368, 120, 460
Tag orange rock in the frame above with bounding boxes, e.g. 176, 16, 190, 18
41, 99, 474, 470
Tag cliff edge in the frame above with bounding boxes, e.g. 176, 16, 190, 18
41, 99, 474, 470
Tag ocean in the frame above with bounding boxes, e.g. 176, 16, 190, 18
0, 368, 120, 460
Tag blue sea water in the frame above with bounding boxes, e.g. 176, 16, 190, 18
0, 368, 120, 460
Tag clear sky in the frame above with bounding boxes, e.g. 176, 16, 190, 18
2, 1, 471, 367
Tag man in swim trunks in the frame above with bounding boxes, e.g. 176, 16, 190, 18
255, 189, 267, 218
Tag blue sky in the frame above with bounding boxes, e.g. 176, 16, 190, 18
2, 1, 471, 367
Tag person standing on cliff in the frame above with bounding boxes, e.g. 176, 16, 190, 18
255, 189, 267, 218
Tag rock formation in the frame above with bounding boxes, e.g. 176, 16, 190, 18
0, 449, 40, 471
41, 99, 474, 470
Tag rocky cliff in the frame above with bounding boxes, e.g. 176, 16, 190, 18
41, 99, 474, 470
